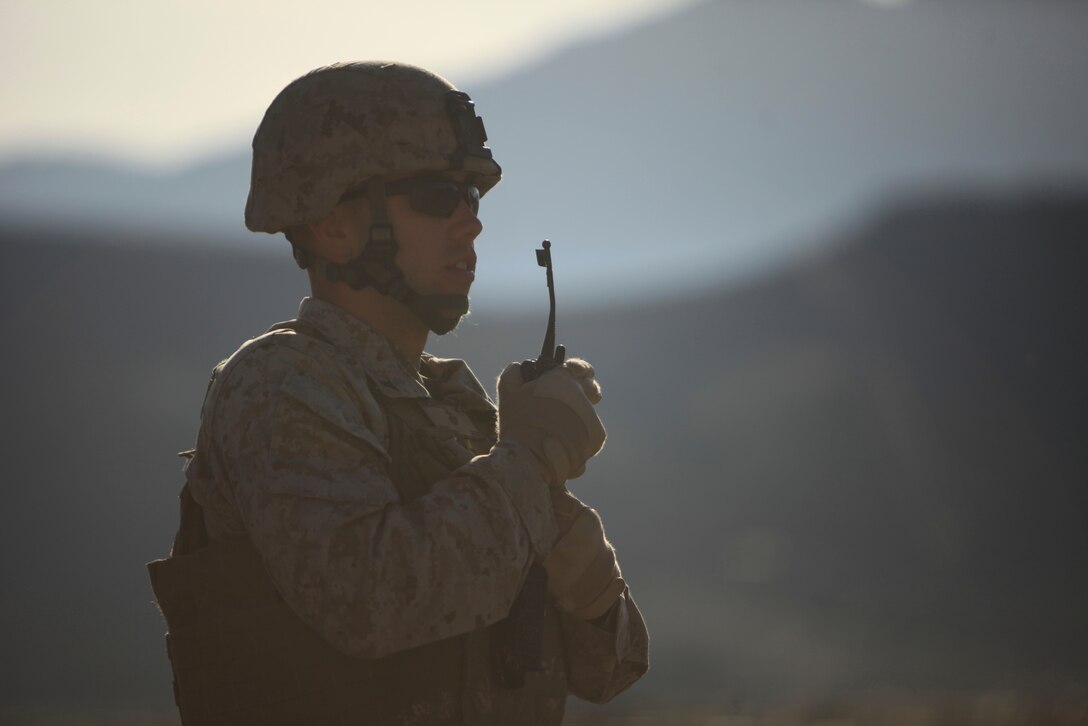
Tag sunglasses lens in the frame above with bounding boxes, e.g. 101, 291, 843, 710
464, 185, 480, 215
410, 185, 457, 217
342, 179, 482, 217
405, 181, 480, 217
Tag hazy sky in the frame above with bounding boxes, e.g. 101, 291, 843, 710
0, 0, 703, 168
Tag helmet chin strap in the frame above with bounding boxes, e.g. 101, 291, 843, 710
304, 177, 469, 335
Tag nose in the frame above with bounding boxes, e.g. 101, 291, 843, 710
450, 198, 483, 241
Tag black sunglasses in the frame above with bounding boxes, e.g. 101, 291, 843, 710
341, 178, 480, 218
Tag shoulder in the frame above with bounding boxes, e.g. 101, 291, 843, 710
205, 324, 383, 427
210, 327, 334, 402
204, 325, 392, 458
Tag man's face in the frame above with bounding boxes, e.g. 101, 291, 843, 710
384, 175, 483, 299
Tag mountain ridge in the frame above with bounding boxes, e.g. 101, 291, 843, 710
2, 189, 1085, 712
3, 0, 1086, 307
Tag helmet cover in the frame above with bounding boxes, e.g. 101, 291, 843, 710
245, 61, 501, 233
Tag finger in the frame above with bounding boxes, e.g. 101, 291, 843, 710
550, 359, 601, 402
496, 362, 526, 396
562, 358, 596, 379
579, 377, 603, 404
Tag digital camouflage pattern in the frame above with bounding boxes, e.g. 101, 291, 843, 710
184, 297, 648, 704
187, 297, 554, 658
245, 62, 502, 234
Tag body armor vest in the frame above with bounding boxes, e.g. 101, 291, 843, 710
148, 327, 568, 725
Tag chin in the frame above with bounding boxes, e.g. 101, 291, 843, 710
432, 310, 470, 336
422, 293, 471, 336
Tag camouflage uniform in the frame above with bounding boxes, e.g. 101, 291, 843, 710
150, 297, 648, 724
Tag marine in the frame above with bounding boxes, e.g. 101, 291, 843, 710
148, 61, 649, 725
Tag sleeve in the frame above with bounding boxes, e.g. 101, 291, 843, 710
559, 586, 650, 703
204, 341, 558, 660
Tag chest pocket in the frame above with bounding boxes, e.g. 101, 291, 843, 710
380, 394, 497, 503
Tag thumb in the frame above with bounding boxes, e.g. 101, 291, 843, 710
497, 362, 527, 399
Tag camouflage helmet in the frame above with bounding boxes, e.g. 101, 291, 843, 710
245, 61, 501, 233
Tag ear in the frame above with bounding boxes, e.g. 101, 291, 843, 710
308, 205, 363, 264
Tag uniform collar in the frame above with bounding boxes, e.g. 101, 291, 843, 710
294, 297, 492, 408
296, 297, 428, 398
420, 354, 495, 411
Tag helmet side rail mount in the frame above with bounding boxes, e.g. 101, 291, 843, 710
445, 90, 495, 167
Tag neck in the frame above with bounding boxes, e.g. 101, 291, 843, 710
311, 280, 428, 364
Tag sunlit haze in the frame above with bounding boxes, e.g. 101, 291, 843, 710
2, 4, 1087, 719
2, 0, 1086, 309
0, 0, 697, 168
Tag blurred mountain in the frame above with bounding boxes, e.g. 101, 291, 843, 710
1, 188, 1085, 718
2, 0, 1087, 307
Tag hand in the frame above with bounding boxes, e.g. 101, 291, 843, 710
554, 357, 603, 405
496, 358, 606, 486
543, 488, 625, 620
